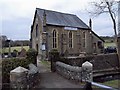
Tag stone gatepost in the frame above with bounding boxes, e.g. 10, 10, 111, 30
10, 66, 28, 89
82, 61, 93, 82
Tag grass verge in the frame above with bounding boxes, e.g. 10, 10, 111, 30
92, 80, 120, 89
2, 46, 29, 53
104, 42, 116, 48
40, 60, 51, 68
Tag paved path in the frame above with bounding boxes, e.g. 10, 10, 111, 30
36, 61, 83, 88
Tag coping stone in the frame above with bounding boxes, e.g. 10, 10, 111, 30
10, 66, 28, 73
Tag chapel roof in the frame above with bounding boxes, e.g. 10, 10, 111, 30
36, 8, 90, 29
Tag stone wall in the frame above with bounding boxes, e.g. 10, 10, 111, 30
27, 64, 39, 88
56, 61, 82, 82
59, 53, 119, 71
91, 54, 119, 70
56, 61, 93, 82
10, 64, 39, 89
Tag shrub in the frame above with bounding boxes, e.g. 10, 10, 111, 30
26, 48, 38, 65
2, 49, 38, 84
2, 58, 29, 83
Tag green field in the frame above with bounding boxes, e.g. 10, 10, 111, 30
102, 80, 120, 89
104, 42, 116, 48
103, 36, 116, 48
92, 80, 120, 89
2, 46, 29, 53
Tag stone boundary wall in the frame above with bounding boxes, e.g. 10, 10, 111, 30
56, 61, 82, 82
91, 54, 119, 70
10, 64, 39, 89
27, 64, 39, 88
59, 53, 119, 71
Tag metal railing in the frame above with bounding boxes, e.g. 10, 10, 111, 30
84, 80, 118, 90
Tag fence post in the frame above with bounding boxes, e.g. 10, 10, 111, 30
10, 66, 28, 89
84, 81, 92, 90
49, 49, 60, 72
82, 61, 93, 82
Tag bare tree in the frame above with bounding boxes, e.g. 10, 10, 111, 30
88, 0, 118, 42
89, 0, 120, 67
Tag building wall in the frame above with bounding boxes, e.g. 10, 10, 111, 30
45, 25, 99, 56
31, 14, 104, 59
91, 33, 104, 54
32, 14, 43, 58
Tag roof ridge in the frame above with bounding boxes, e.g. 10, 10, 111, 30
36, 8, 76, 16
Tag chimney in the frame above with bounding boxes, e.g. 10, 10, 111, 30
89, 18, 92, 29
43, 10, 46, 26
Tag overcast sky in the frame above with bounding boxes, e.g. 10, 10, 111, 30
0, 0, 119, 40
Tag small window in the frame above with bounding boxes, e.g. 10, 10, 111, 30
69, 31, 73, 48
97, 41, 102, 48
36, 24, 38, 37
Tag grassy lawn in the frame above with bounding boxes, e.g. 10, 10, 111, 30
40, 60, 51, 68
104, 42, 116, 48
92, 80, 120, 89
102, 80, 120, 89
2, 46, 29, 53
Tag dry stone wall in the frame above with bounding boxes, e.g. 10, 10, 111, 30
56, 61, 82, 82
56, 61, 93, 82
10, 64, 39, 89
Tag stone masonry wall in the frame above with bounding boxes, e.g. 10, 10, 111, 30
59, 53, 119, 71
10, 64, 39, 89
56, 61, 82, 82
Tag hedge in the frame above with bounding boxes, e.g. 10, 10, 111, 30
2, 48, 38, 84
2, 58, 29, 83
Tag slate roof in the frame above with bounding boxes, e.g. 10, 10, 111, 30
36, 8, 90, 29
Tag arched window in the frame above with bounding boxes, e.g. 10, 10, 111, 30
52, 30, 58, 48
36, 24, 38, 37
69, 31, 73, 48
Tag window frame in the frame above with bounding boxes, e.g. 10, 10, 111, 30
68, 31, 73, 48
52, 29, 58, 49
